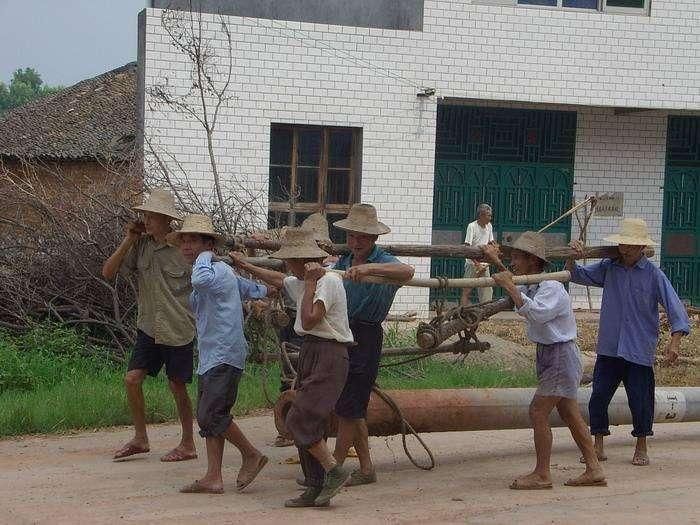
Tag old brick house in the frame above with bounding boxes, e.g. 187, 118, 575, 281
0, 62, 138, 188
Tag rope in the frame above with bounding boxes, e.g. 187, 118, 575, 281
371, 385, 436, 471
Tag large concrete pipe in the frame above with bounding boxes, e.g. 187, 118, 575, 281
274, 387, 700, 438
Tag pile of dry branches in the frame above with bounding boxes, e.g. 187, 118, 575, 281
0, 159, 140, 356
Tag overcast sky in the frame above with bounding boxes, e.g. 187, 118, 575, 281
0, 0, 148, 87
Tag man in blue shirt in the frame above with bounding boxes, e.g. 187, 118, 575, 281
172, 214, 271, 494
486, 232, 606, 489
331, 204, 415, 486
567, 218, 690, 466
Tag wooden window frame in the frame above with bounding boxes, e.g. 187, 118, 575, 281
268, 124, 362, 226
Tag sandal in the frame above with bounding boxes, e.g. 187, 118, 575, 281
180, 480, 224, 494
565, 472, 607, 487
509, 477, 553, 490
113, 442, 150, 460
236, 455, 269, 491
160, 447, 198, 462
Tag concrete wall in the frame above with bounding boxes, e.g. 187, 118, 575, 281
152, 0, 424, 31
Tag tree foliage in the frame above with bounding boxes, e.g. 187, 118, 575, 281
0, 68, 62, 115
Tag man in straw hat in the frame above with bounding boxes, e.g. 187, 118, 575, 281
483, 232, 606, 489
102, 188, 197, 463
173, 214, 270, 494
331, 203, 415, 486
239, 213, 334, 448
232, 227, 354, 507
567, 218, 689, 466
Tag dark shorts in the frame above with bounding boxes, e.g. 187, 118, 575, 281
196, 363, 242, 438
335, 321, 383, 420
127, 330, 194, 383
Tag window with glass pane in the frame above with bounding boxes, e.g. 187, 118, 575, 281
268, 125, 361, 232
606, 0, 645, 7
518, 0, 556, 5
562, 0, 597, 8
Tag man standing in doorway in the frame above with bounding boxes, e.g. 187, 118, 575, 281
332, 204, 415, 486
103, 189, 197, 463
462, 203, 495, 305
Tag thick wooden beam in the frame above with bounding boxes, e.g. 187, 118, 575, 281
228, 236, 654, 261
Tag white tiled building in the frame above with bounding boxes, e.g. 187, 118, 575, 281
139, 0, 700, 314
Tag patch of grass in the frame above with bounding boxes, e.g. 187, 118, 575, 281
383, 323, 417, 348
0, 324, 280, 438
378, 356, 536, 390
0, 323, 537, 438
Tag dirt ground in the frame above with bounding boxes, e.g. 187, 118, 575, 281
2, 417, 700, 525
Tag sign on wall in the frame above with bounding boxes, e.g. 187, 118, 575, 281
595, 192, 624, 217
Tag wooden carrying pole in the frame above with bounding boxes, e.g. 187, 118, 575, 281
537, 196, 595, 234
230, 237, 653, 262
328, 269, 572, 289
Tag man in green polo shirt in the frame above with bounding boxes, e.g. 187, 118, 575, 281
102, 189, 197, 462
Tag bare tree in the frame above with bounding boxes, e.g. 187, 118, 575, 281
145, 0, 266, 236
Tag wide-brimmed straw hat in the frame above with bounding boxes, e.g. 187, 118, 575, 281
301, 212, 331, 243
168, 214, 224, 246
511, 231, 549, 263
133, 188, 183, 220
333, 204, 390, 236
604, 218, 656, 246
271, 227, 330, 260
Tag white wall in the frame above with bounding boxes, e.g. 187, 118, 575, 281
142, 0, 699, 313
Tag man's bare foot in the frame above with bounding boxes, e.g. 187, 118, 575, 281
236, 453, 268, 491
113, 438, 149, 460
509, 471, 552, 490
564, 468, 607, 487
160, 444, 197, 462
180, 478, 224, 494
632, 450, 649, 466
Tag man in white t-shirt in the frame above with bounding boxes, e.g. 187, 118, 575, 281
461, 203, 495, 305
231, 227, 354, 508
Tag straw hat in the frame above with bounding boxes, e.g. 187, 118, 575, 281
271, 227, 330, 260
333, 204, 390, 235
604, 218, 657, 246
133, 188, 183, 220
511, 231, 548, 263
301, 212, 331, 243
168, 214, 223, 246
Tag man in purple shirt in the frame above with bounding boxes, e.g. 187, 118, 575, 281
567, 218, 690, 466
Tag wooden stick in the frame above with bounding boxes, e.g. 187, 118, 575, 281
537, 196, 595, 233
328, 269, 571, 289
229, 237, 654, 261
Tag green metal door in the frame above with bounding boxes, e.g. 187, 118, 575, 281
661, 117, 700, 305
432, 106, 577, 304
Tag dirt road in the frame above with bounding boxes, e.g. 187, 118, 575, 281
2, 416, 699, 524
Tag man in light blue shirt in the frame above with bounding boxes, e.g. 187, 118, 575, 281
485, 232, 605, 490
567, 218, 689, 467
172, 214, 271, 495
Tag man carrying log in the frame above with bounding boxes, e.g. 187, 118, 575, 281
173, 214, 270, 494
567, 218, 690, 466
483, 232, 606, 489
330, 204, 415, 486
233, 228, 355, 507
102, 189, 197, 463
